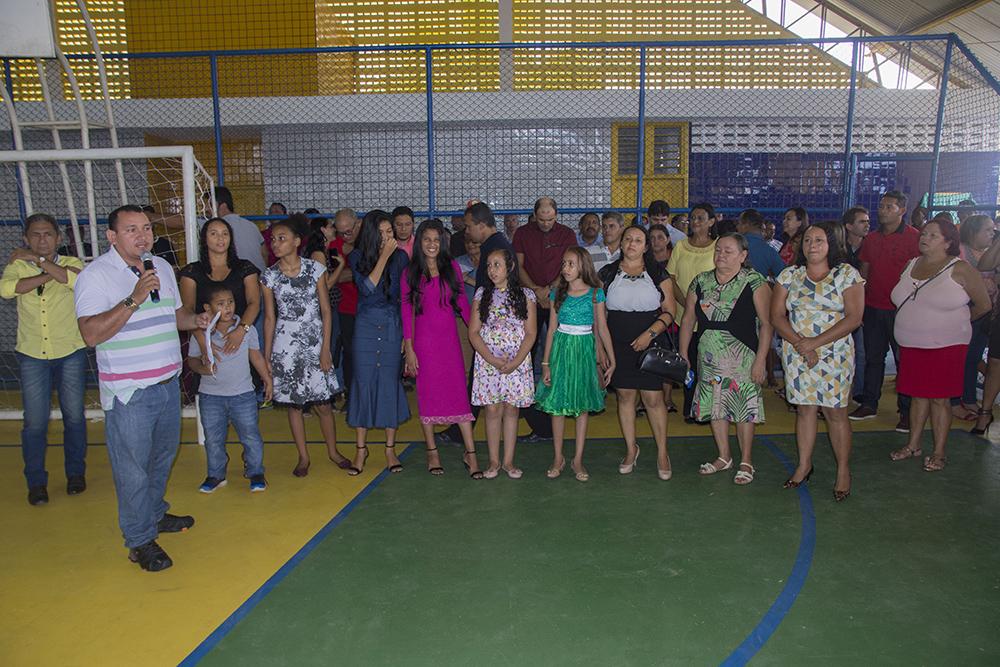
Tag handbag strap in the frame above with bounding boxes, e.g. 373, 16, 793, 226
896, 258, 959, 312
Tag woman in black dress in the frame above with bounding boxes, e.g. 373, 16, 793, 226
599, 225, 678, 480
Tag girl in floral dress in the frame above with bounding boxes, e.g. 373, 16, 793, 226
261, 219, 343, 477
469, 248, 537, 479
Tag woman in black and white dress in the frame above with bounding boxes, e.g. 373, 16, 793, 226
599, 225, 677, 480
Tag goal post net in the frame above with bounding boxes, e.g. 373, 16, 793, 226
0, 145, 214, 419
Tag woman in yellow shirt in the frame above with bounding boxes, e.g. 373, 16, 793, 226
666, 202, 717, 421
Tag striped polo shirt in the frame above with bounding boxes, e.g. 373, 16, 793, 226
75, 247, 182, 410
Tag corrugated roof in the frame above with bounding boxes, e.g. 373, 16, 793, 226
821, 0, 1000, 83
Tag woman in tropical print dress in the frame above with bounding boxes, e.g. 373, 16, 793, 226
679, 233, 772, 485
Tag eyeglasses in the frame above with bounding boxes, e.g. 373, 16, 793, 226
36, 283, 44, 296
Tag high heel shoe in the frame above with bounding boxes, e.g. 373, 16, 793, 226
783, 466, 813, 489
425, 446, 444, 475
833, 475, 852, 502
618, 445, 640, 475
970, 409, 994, 436
462, 448, 484, 480
546, 458, 566, 479
346, 445, 368, 476
384, 443, 403, 474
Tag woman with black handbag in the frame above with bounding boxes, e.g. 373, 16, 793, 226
599, 225, 678, 480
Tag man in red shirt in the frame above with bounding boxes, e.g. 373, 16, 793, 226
514, 197, 578, 311
514, 197, 577, 368
850, 190, 920, 431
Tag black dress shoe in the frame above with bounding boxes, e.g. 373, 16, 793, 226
28, 486, 49, 506
128, 540, 173, 572
157, 513, 195, 533
517, 431, 547, 443
66, 475, 87, 495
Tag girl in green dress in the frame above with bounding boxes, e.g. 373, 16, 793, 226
536, 247, 616, 482
679, 233, 773, 485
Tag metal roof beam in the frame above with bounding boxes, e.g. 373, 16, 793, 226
909, 0, 996, 33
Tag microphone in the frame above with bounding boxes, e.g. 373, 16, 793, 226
140, 251, 160, 303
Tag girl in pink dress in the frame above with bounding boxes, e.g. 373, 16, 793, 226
402, 219, 482, 479
469, 248, 537, 479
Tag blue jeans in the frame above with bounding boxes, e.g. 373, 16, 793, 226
198, 391, 265, 479
851, 327, 865, 399
105, 376, 181, 549
254, 311, 266, 402
17, 348, 88, 489
330, 306, 344, 389
861, 306, 910, 414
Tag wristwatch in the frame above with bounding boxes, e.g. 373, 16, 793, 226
242, 323, 252, 333
122, 296, 139, 312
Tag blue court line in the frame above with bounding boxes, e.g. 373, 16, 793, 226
177, 443, 416, 666
721, 437, 817, 666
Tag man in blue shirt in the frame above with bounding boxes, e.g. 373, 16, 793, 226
738, 208, 785, 280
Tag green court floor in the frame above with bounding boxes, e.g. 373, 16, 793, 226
191, 431, 1000, 666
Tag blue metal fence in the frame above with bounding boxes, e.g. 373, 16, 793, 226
3, 33, 1000, 227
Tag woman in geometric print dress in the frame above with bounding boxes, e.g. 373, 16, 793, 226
261, 218, 344, 478
771, 223, 864, 501
679, 233, 772, 485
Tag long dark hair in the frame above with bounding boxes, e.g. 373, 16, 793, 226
302, 216, 331, 259
198, 217, 239, 271
553, 246, 602, 312
355, 209, 395, 299
794, 221, 847, 268
478, 248, 528, 325
406, 219, 463, 317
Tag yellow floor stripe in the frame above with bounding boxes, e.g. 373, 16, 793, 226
0, 385, 908, 664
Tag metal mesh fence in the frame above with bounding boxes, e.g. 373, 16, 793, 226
934, 43, 1000, 221
2, 36, 999, 227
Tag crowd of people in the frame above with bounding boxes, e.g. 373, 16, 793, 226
4, 187, 997, 572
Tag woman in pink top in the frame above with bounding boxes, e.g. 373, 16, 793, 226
889, 220, 989, 471
402, 219, 482, 479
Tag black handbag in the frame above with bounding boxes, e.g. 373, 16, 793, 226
637, 328, 689, 384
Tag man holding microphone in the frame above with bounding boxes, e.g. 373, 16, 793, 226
75, 205, 212, 572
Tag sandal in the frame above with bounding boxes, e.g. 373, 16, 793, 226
483, 465, 501, 480
292, 460, 310, 477
462, 449, 484, 480
384, 443, 403, 474
425, 446, 444, 475
346, 445, 368, 477
923, 454, 947, 472
546, 458, 566, 479
890, 446, 922, 462
698, 457, 733, 476
971, 409, 994, 436
733, 462, 755, 485
571, 462, 589, 482
502, 465, 523, 479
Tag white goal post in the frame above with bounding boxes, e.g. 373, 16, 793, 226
0, 145, 213, 422
0, 145, 205, 262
